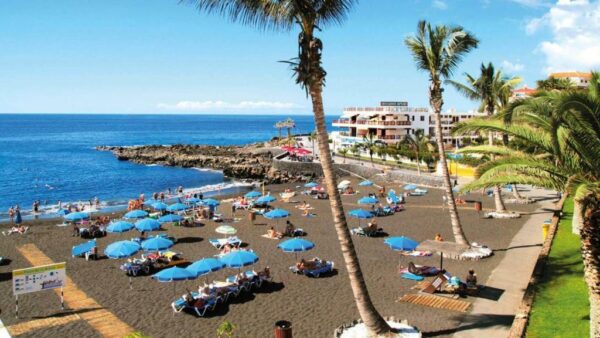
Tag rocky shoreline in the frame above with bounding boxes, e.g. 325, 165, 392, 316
96, 144, 312, 183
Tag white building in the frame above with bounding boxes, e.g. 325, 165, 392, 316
330, 101, 483, 151
549, 72, 592, 88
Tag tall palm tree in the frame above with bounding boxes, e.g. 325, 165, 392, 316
190, 0, 391, 334
447, 62, 521, 213
536, 76, 575, 91
453, 73, 600, 336
402, 129, 431, 176
405, 20, 478, 245
362, 133, 377, 165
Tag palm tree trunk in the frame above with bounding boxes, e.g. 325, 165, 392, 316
416, 151, 421, 176
573, 199, 584, 235
431, 85, 469, 245
489, 131, 507, 213
309, 82, 391, 334
512, 184, 523, 200
581, 208, 600, 337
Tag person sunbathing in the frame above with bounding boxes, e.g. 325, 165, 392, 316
296, 201, 311, 210
284, 221, 296, 236
235, 272, 249, 286
434, 233, 444, 242
465, 269, 478, 288
3, 225, 28, 236
296, 258, 318, 271
257, 266, 271, 279
407, 262, 431, 276
267, 226, 282, 239
221, 243, 233, 254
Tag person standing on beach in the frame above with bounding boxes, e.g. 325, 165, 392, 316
15, 206, 22, 225
159, 192, 165, 202
8, 207, 14, 224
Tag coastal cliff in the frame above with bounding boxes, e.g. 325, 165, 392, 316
96, 144, 309, 183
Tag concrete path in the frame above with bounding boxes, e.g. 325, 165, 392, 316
453, 187, 559, 338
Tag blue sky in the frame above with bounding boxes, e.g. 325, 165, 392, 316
1, 0, 597, 115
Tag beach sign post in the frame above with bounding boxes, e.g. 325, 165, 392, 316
12, 262, 67, 318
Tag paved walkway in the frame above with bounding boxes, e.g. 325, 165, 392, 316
453, 187, 558, 338
13, 244, 134, 338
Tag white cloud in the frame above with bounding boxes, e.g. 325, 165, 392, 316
501, 60, 525, 73
526, 0, 600, 73
510, 0, 550, 7
432, 0, 448, 9
157, 100, 300, 112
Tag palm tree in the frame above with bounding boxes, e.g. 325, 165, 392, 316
351, 144, 361, 160
536, 76, 575, 91
362, 133, 377, 165
376, 145, 387, 162
338, 147, 348, 163
402, 129, 431, 176
447, 62, 521, 213
405, 20, 478, 245
190, 0, 391, 334
453, 72, 600, 336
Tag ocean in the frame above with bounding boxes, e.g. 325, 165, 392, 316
0, 114, 335, 221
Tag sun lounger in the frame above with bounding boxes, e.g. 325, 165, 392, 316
209, 236, 242, 249
409, 189, 428, 196
171, 294, 217, 317
351, 227, 383, 237
399, 264, 441, 276
290, 258, 334, 277
285, 228, 305, 237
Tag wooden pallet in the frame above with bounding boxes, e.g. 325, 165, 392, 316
16, 244, 135, 338
398, 294, 471, 312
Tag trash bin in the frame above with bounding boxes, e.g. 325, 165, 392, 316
248, 211, 256, 222
474, 201, 482, 212
274, 320, 292, 338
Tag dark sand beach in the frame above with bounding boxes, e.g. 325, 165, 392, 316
0, 178, 542, 338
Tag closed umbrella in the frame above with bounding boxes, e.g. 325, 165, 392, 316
384, 236, 419, 251
141, 236, 174, 251
134, 218, 161, 232
166, 203, 187, 212
358, 196, 379, 204
107, 221, 134, 233
124, 210, 148, 219
158, 214, 183, 224
104, 240, 141, 259
64, 212, 89, 222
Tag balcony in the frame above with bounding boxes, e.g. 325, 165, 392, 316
332, 119, 411, 127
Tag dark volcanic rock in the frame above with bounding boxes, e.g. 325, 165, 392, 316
96, 144, 297, 183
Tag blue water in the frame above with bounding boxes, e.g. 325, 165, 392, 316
0, 114, 335, 219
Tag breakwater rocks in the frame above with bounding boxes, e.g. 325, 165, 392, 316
96, 144, 309, 184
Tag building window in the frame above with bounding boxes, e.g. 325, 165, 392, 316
420, 116, 425, 121
411, 116, 415, 121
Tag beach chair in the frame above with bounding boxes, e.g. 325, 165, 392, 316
209, 236, 242, 249
171, 295, 217, 317
386, 190, 404, 205
290, 258, 334, 278
409, 189, 428, 196
351, 227, 383, 237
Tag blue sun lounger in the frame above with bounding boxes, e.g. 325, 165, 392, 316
209, 237, 242, 249
290, 258, 334, 277
171, 293, 217, 317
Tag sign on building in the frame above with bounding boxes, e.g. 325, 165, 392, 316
380, 101, 408, 107
13, 262, 66, 296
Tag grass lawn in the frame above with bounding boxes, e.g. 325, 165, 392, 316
526, 198, 590, 338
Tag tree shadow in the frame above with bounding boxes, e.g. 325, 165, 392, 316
423, 313, 515, 337
471, 286, 505, 301
176, 237, 203, 244
0, 258, 12, 266
493, 243, 542, 252
32, 307, 102, 319
0, 271, 12, 282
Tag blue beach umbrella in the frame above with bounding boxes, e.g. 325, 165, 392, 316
304, 182, 319, 188
403, 184, 418, 191
158, 214, 183, 224
244, 191, 262, 198
166, 203, 187, 212
153, 266, 195, 282
186, 197, 201, 204
187, 258, 225, 277
141, 236, 174, 251
201, 198, 220, 207
278, 238, 315, 252
151, 202, 168, 211
220, 251, 259, 269
359, 180, 373, 187
105, 240, 141, 259
256, 195, 276, 204
64, 212, 89, 222
348, 209, 374, 219
107, 221, 134, 233
358, 196, 379, 204
134, 218, 161, 232
124, 209, 148, 219
384, 236, 419, 251
264, 208, 290, 219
